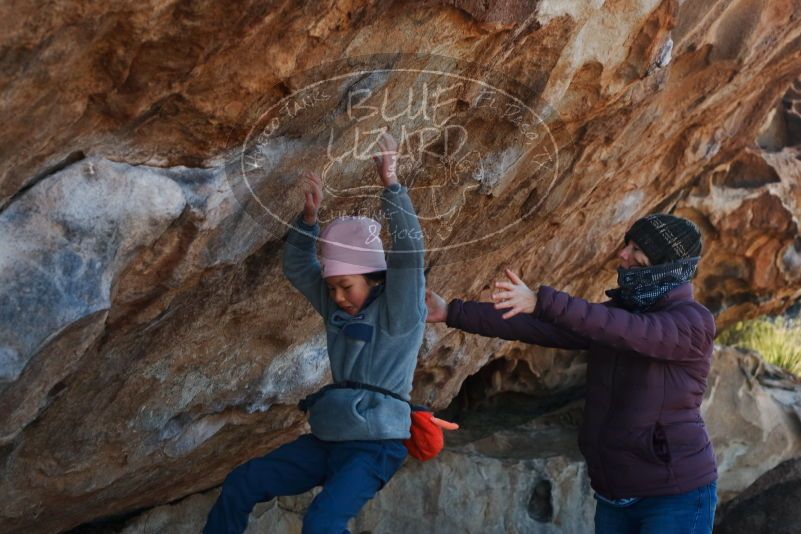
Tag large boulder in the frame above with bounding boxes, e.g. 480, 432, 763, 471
703, 346, 801, 501
715, 457, 801, 534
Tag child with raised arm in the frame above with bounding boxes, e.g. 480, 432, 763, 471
203, 133, 427, 534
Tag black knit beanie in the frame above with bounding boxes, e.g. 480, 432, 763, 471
624, 214, 702, 265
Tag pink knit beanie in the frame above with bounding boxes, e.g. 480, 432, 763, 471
319, 216, 387, 278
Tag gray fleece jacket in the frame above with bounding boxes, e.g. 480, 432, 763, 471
282, 183, 427, 441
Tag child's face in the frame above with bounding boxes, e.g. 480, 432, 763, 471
325, 274, 378, 315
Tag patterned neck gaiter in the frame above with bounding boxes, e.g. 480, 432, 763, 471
606, 257, 700, 312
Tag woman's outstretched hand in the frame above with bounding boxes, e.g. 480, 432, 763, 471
372, 132, 400, 188
425, 288, 448, 323
303, 171, 323, 225
492, 268, 536, 319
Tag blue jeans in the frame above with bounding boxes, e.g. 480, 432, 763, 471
203, 434, 407, 534
594, 481, 718, 534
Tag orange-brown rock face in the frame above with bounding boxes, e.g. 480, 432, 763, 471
1, 1, 801, 532
681, 77, 801, 325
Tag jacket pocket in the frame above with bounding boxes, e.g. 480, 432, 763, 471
354, 391, 374, 422
650, 422, 672, 464
343, 322, 373, 342
601, 424, 666, 466
308, 389, 368, 436
659, 420, 709, 461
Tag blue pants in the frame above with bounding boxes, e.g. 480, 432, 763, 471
594, 481, 718, 534
203, 434, 407, 534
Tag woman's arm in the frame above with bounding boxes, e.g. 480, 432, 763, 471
427, 289, 589, 349
534, 285, 716, 362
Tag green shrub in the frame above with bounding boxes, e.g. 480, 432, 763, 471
717, 317, 801, 376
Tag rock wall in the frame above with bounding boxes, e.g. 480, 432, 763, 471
2, 1, 801, 532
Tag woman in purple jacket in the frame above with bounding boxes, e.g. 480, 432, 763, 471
426, 214, 718, 533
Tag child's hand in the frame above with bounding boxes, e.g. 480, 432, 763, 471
303, 171, 323, 225
371, 132, 399, 188
425, 289, 448, 323
492, 268, 536, 319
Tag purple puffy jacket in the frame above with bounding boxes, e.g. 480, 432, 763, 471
446, 282, 717, 499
